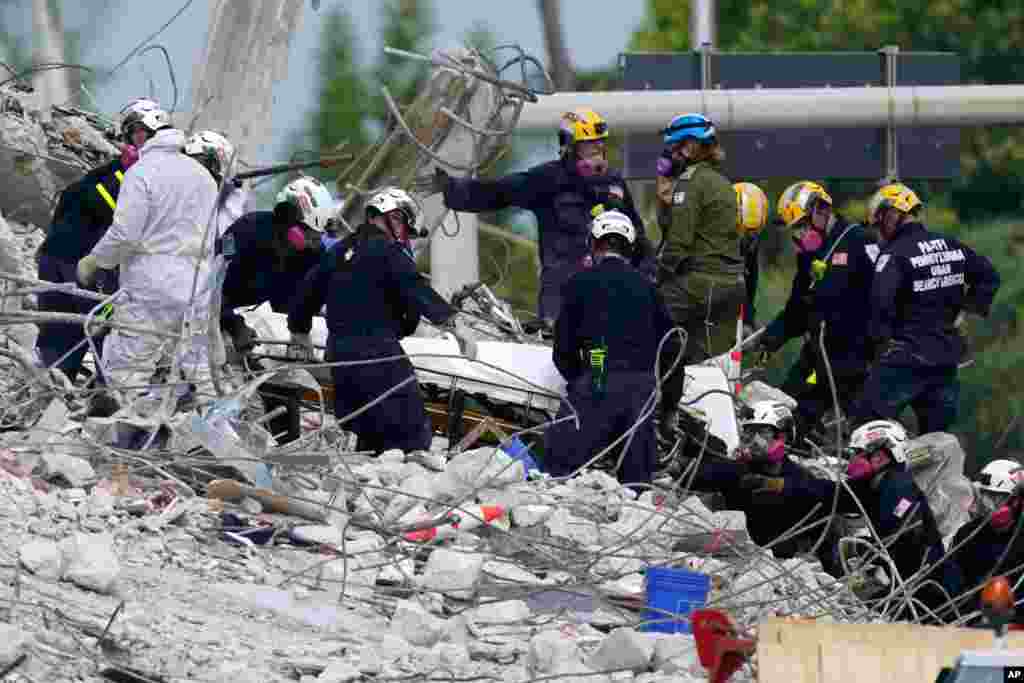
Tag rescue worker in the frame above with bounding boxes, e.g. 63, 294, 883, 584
431, 108, 654, 324
654, 113, 743, 443
34, 97, 161, 382
76, 102, 219, 409
218, 176, 334, 355
771, 420, 963, 621
183, 129, 247, 237
545, 210, 677, 487
287, 187, 455, 453
734, 182, 770, 332
850, 183, 1001, 435
950, 463, 1024, 625
680, 401, 836, 563
756, 181, 876, 439
970, 460, 1023, 521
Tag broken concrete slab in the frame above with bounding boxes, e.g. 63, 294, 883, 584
59, 532, 120, 594
19, 537, 63, 579
420, 548, 484, 599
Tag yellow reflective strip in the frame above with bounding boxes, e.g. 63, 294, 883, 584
95, 183, 116, 210
806, 371, 818, 386
115, 171, 124, 183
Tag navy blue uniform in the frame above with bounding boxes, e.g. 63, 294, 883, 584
36, 159, 125, 381
442, 160, 655, 320
545, 256, 677, 485
684, 455, 834, 561
950, 516, 1024, 624
789, 467, 963, 621
219, 211, 322, 337
851, 222, 1000, 434
762, 218, 877, 429
288, 223, 454, 453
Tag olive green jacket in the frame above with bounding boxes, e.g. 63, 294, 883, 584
656, 160, 742, 282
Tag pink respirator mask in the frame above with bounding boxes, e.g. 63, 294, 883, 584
740, 431, 786, 465
287, 226, 308, 251
120, 144, 140, 170
576, 157, 608, 178
991, 497, 1022, 532
793, 225, 824, 253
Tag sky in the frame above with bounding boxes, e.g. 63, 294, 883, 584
2, 0, 647, 168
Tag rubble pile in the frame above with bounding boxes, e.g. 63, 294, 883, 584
0, 400, 871, 683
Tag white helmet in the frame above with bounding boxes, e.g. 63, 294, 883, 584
745, 400, 794, 432
977, 459, 1024, 494
590, 210, 636, 245
848, 420, 908, 464
365, 187, 420, 231
276, 176, 335, 233
120, 98, 169, 137
184, 130, 234, 179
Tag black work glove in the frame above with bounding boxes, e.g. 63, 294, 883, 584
431, 167, 451, 196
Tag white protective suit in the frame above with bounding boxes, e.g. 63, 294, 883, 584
88, 128, 219, 402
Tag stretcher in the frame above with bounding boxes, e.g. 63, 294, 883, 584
237, 303, 741, 452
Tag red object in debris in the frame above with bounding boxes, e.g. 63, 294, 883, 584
691, 608, 756, 683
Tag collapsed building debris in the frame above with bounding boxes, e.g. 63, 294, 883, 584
0, 44, 1004, 683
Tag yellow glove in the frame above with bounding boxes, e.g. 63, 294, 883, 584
76, 254, 100, 287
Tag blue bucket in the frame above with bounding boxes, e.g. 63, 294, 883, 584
641, 567, 711, 634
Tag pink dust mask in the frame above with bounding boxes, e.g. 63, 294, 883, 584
120, 144, 140, 170
846, 454, 875, 481
576, 157, 608, 177
287, 226, 307, 251
794, 228, 824, 253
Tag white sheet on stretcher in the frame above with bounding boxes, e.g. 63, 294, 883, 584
239, 303, 739, 453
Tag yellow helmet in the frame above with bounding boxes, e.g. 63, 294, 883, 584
867, 183, 922, 225
734, 182, 769, 235
558, 108, 609, 151
777, 181, 833, 228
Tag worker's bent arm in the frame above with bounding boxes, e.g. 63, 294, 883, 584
89, 169, 150, 269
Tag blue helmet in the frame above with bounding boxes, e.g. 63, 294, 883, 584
662, 113, 716, 145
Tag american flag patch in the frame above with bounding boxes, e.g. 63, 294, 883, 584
608, 185, 624, 199
831, 252, 848, 265
893, 498, 912, 519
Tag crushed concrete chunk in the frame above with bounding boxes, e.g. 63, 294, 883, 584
391, 599, 446, 647
471, 599, 531, 624
317, 660, 360, 682
0, 624, 29, 670
19, 538, 63, 579
588, 627, 653, 673
59, 532, 120, 594
511, 504, 553, 527
527, 630, 583, 675
420, 548, 484, 599
651, 634, 698, 672
38, 452, 95, 487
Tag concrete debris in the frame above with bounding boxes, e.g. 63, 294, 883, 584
19, 537, 63, 578
59, 531, 121, 594
588, 627, 654, 672
0, 624, 29, 670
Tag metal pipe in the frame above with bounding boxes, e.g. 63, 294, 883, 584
516, 84, 1024, 132
690, 0, 716, 50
